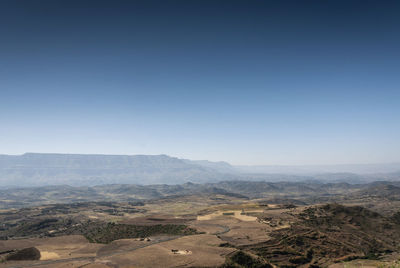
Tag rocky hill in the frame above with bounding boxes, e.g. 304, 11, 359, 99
245, 204, 400, 267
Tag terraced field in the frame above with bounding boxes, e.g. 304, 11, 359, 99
2, 181, 400, 267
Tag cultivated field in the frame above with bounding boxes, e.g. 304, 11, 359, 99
2, 181, 400, 267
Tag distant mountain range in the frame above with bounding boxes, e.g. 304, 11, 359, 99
0, 153, 399, 186
0, 153, 235, 186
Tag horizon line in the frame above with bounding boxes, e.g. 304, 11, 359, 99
1, 152, 399, 167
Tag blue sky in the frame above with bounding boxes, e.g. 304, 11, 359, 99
1, 0, 399, 165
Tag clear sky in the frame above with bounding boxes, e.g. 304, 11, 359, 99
1, 0, 399, 165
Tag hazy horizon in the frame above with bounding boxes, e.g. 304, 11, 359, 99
1, 0, 400, 165
1, 152, 400, 168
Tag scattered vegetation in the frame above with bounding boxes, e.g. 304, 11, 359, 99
82, 222, 198, 243
221, 251, 272, 268
244, 204, 400, 267
5, 247, 40, 261
2, 181, 400, 267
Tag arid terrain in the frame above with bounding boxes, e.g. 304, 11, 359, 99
1, 181, 400, 267
2, 0, 400, 265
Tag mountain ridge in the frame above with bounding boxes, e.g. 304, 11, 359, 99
1, 153, 400, 187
